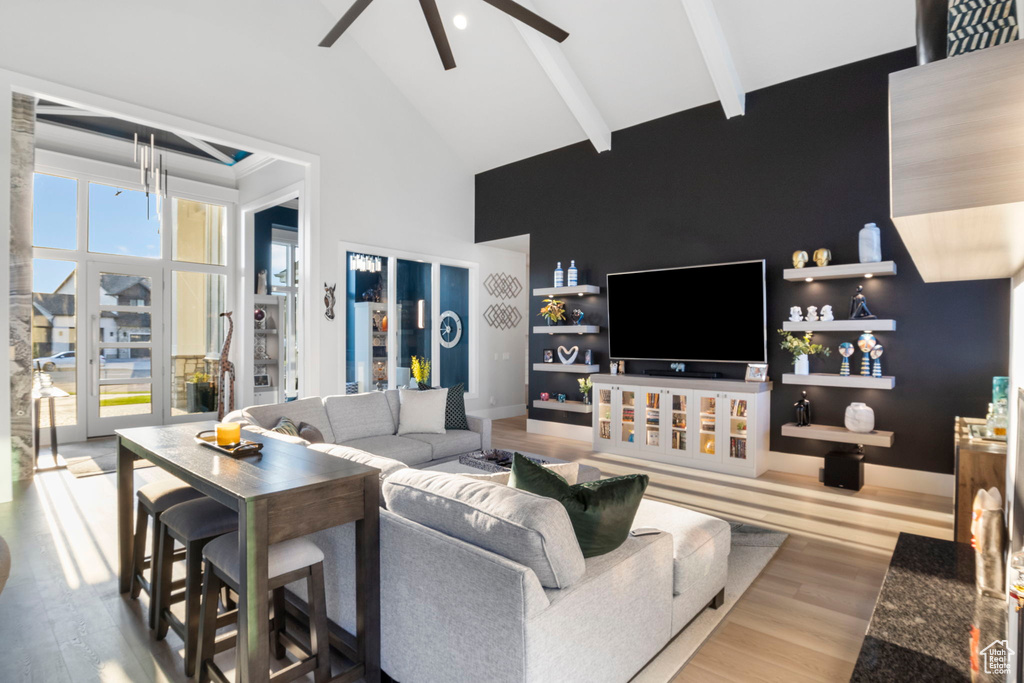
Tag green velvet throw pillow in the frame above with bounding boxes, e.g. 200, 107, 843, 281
509, 453, 648, 558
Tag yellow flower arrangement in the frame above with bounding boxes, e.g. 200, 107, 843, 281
411, 355, 431, 384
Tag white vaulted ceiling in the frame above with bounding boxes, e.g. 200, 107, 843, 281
318, 0, 915, 172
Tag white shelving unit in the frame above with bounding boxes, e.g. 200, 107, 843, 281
353, 301, 388, 393
533, 325, 600, 335
532, 399, 593, 413
532, 285, 601, 297
783, 261, 897, 282
533, 363, 600, 374
251, 295, 284, 405
782, 373, 895, 390
782, 320, 896, 332
781, 422, 894, 447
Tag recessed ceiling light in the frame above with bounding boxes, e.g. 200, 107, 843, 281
453, 14, 468, 30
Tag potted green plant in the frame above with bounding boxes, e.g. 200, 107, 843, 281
539, 298, 566, 325
578, 377, 593, 404
777, 330, 830, 375
186, 371, 217, 413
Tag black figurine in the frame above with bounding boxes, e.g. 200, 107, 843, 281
794, 391, 811, 427
849, 285, 877, 320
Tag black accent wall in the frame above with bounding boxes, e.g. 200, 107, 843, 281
474, 48, 1010, 475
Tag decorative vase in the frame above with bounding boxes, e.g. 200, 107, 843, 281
915, 0, 949, 65
582, 393, 590, 405
844, 402, 875, 433
859, 223, 881, 263
793, 354, 809, 376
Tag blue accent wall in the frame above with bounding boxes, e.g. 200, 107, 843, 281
253, 206, 297, 291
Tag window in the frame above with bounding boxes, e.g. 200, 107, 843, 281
32, 258, 78, 426
171, 271, 227, 416
173, 198, 226, 265
33, 173, 77, 250
88, 183, 161, 258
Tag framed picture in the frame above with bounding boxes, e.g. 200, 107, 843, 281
254, 374, 270, 387
543, 349, 554, 363
745, 363, 768, 382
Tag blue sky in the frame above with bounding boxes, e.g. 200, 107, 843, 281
33, 173, 161, 292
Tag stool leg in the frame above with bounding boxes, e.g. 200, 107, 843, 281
308, 562, 331, 683
130, 500, 148, 600
272, 587, 286, 660
154, 523, 175, 640
183, 539, 205, 677
148, 511, 163, 630
197, 562, 221, 683
220, 585, 236, 611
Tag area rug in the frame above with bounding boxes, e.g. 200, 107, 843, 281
61, 437, 154, 478
630, 521, 788, 682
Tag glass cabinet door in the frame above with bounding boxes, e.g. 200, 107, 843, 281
596, 387, 612, 445
698, 394, 717, 457
669, 392, 689, 455
728, 397, 751, 464
619, 389, 636, 446
642, 390, 662, 449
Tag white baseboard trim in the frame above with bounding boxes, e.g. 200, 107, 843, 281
765, 450, 954, 498
469, 404, 527, 420
527, 418, 591, 442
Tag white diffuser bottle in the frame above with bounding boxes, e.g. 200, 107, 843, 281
859, 223, 881, 263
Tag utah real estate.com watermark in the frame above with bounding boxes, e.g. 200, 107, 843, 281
980, 640, 1013, 676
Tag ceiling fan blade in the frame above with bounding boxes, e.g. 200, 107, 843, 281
479, 0, 569, 42
319, 0, 375, 48
418, 0, 457, 70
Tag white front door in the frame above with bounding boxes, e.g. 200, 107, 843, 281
86, 262, 164, 436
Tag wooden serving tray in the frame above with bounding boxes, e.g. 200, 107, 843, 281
195, 430, 264, 458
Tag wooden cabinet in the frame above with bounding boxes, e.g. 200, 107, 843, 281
592, 375, 770, 477
954, 417, 1006, 544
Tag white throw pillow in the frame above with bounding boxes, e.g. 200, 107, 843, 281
397, 388, 448, 435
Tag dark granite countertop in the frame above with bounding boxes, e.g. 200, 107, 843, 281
851, 533, 1008, 682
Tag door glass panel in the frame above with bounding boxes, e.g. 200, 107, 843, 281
98, 312, 152, 342
621, 390, 635, 443
671, 394, 687, 452
346, 252, 388, 392
88, 183, 160, 258
99, 348, 151, 380
171, 271, 226, 416
100, 273, 153, 306
645, 392, 660, 447
597, 388, 612, 441
99, 383, 152, 417
699, 396, 716, 455
33, 173, 77, 250
397, 259, 432, 388
32, 259, 77, 426
730, 399, 748, 460
173, 198, 226, 265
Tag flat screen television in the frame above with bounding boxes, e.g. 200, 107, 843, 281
607, 260, 766, 363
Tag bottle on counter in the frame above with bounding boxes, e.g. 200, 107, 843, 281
554, 261, 564, 288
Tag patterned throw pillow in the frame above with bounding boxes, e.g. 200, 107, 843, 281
445, 383, 470, 431
298, 422, 325, 444
271, 416, 301, 437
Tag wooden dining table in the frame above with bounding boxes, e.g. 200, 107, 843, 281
116, 422, 381, 683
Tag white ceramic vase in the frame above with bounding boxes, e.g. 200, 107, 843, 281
793, 354, 809, 375
859, 223, 881, 263
845, 402, 875, 433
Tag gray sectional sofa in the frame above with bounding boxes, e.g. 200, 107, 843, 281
233, 393, 731, 682
224, 389, 490, 466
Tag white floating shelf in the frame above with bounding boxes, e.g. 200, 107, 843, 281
781, 422, 894, 448
532, 325, 600, 335
533, 285, 601, 297
783, 261, 897, 282
532, 400, 593, 413
782, 319, 896, 332
533, 363, 600, 374
782, 373, 895, 390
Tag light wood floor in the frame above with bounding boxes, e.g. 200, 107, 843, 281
0, 417, 952, 682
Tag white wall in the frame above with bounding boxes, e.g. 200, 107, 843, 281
0, 0, 526, 501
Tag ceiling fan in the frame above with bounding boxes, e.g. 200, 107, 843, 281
319, 0, 569, 70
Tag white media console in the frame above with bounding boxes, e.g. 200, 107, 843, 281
592, 374, 772, 478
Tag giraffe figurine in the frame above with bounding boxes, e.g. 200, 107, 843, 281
217, 312, 236, 420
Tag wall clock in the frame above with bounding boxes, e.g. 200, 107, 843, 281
439, 310, 463, 348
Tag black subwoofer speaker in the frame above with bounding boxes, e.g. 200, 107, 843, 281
824, 451, 864, 491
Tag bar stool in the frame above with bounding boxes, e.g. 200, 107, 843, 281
129, 478, 204, 628
154, 498, 239, 677
197, 531, 330, 683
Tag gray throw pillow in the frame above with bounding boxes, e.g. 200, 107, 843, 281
298, 421, 325, 444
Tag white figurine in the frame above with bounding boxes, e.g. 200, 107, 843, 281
257, 269, 269, 296
788, 306, 803, 322
821, 305, 835, 322
805, 306, 819, 322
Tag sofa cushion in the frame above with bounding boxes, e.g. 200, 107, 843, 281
397, 389, 447, 436
243, 425, 310, 447
310, 443, 407, 482
271, 416, 300, 437
403, 429, 482, 459
341, 435, 433, 466
444, 383, 470, 430
245, 397, 335, 444
631, 498, 731, 596
382, 469, 586, 588
325, 392, 396, 443
298, 422, 326, 444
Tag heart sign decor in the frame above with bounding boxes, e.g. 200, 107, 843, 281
557, 345, 579, 365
